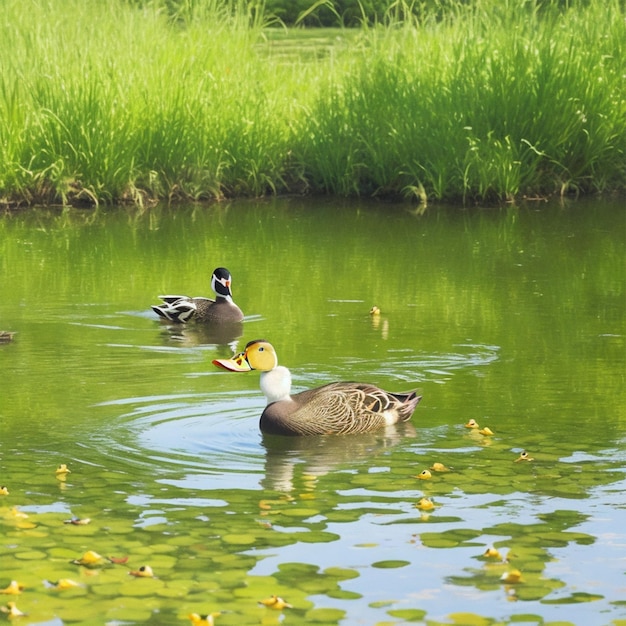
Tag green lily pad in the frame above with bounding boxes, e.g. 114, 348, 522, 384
371, 560, 410, 569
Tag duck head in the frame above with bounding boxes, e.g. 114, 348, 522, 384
211, 267, 234, 299
213, 340, 291, 404
213, 339, 278, 372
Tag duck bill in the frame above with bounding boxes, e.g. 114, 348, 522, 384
212, 352, 252, 372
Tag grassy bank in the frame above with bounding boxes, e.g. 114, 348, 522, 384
0, 0, 624, 206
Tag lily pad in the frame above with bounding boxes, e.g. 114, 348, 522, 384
371, 560, 410, 569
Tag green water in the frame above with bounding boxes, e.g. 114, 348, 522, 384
0, 198, 624, 625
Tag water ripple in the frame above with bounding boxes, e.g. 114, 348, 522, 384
94, 391, 265, 475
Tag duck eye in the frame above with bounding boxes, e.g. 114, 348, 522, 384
258, 346, 264, 352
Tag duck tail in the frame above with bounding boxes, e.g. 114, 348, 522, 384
397, 391, 422, 422
151, 300, 196, 323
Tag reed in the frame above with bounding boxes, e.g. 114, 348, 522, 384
0, 0, 623, 206
297, 0, 626, 202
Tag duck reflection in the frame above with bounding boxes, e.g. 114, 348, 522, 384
259, 422, 417, 492
160, 320, 243, 353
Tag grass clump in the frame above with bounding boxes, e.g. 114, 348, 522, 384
0, 0, 624, 206
297, 0, 626, 202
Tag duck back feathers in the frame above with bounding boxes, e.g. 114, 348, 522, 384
260, 382, 421, 436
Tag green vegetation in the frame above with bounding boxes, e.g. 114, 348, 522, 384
0, 0, 624, 206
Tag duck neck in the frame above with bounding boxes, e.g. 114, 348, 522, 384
215, 294, 234, 304
259, 366, 292, 404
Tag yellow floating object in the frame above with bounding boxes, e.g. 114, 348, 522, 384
369, 306, 381, 316
0, 486, 9, 496
500, 569, 523, 584
415, 497, 435, 511
416, 469, 432, 480
478, 427, 494, 436
52, 579, 82, 590
129, 565, 154, 578
259, 595, 292, 610
0, 581, 24, 595
8, 507, 28, 519
188, 612, 221, 626
73, 550, 104, 566
430, 462, 450, 472
0, 601, 26, 617
55, 464, 71, 475
514, 451, 534, 463
464, 419, 479, 429
483, 547, 503, 560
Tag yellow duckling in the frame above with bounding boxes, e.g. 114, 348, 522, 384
0, 486, 9, 496
416, 469, 432, 480
514, 451, 534, 463
259, 595, 292, 610
129, 565, 154, 578
415, 497, 435, 511
49, 579, 82, 590
483, 547, 503, 560
464, 419, 479, 429
0, 601, 26, 617
478, 427, 494, 436
188, 612, 221, 626
500, 569, 523, 584
55, 464, 71, 475
430, 462, 450, 472
369, 306, 381, 316
0, 581, 24, 595
73, 550, 105, 567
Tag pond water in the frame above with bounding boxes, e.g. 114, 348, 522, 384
0, 197, 624, 626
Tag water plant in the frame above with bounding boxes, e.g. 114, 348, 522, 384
0, 0, 623, 206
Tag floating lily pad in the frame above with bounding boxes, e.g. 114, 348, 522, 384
221, 533, 258, 545
304, 607, 346, 622
542, 591, 604, 604
447, 612, 492, 625
278, 507, 320, 518
15, 549, 48, 560
387, 608, 427, 621
328, 589, 362, 600
323, 567, 359, 580
292, 530, 339, 543
371, 560, 410, 569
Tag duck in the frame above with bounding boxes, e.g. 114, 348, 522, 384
152, 267, 244, 324
259, 595, 292, 610
0, 331, 15, 343
212, 340, 421, 436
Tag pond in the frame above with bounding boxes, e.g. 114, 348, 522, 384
0, 197, 624, 626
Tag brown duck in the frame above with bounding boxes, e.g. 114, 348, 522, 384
152, 267, 243, 324
213, 340, 421, 436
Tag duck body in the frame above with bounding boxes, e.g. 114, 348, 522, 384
152, 267, 244, 324
213, 340, 421, 436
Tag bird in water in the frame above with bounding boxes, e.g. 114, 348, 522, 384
152, 267, 244, 324
213, 339, 421, 436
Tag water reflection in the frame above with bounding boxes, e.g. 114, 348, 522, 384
1, 198, 624, 626
99, 390, 421, 494
260, 423, 417, 491
157, 319, 243, 353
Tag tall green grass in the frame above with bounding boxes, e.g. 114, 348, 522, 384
0, 0, 623, 206
298, 0, 626, 201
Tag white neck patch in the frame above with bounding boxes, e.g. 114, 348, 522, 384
260, 366, 292, 404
